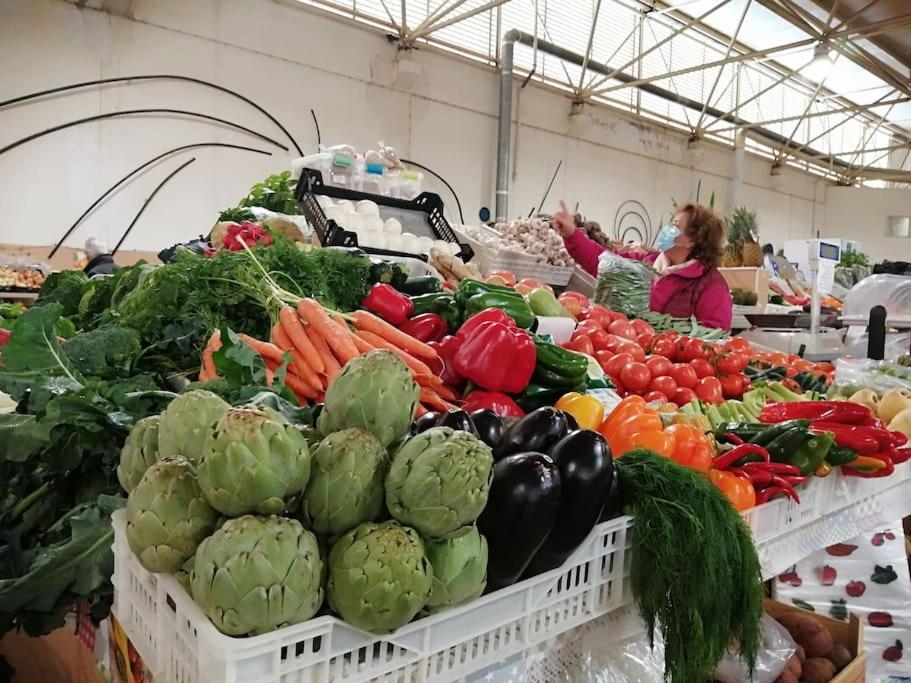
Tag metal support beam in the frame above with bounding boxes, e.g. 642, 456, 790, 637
828, 0, 883, 33
577, 0, 605, 92
823, 0, 843, 33
695, 0, 752, 133
704, 67, 794, 132
774, 73, 832, 165
844, 99, 899, 168
405, 0, 509, 42
587, 0, 732, 93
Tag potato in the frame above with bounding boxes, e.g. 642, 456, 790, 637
776, 612, 816, 637
795, 644, 806, 663
827, 643, 852, 671
774, 672, 799, 683
802, 657, 836, 683
789, 619, 833, 658
784, 653, 802, 677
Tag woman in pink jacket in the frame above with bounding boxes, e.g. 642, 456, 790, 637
553, 201, 732, 330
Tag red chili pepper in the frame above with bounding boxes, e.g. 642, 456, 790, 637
456, 308, 515, 341
399, 313, 449, 343
756, 486, 800, 505
811, 421, 894, 451
461, 390, 525, 418
427, 335, 464, 388
774, 474, 809, 488
742, 467, 774, 489
725, 433, 745, 445
452, 322, 535, 393
842, 453, 895, 478
760, 401, 873, 424
892, 448, 911, 464
745, 461, 801, 476
362, 283, 414, 326
713, 443, 771, 470
891, 431, 908, 448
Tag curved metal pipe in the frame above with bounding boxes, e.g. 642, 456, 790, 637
49, 142, 273, 259
0, 74, 303, 156
0, 109, 288, 158
112, 158, 197, 255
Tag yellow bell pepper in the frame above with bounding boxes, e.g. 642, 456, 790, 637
555, 392, 605, 430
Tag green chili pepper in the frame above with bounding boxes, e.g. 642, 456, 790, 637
514, 382, 587, 412
464, 292, 535, 329
455, 279, 523, 306
534, 338, 589, 376
781, 429, 836, 475
825, 445, 859, 466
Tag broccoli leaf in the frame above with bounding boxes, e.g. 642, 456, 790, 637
0, 305, 83, 384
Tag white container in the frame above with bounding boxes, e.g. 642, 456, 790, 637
112, 510, 632, 683
396, 170, 423, 199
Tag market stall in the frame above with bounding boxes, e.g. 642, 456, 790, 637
0, 167, 908, 683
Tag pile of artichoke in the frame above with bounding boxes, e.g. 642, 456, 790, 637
120, 351, 493, 637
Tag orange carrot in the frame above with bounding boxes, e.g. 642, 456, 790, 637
237, 333, 285, 364
272, 324, 324, 391
284, 370, 319, 401
356, 330, 436, 376
351, 310, 438, 361
298, 299, 359, 364
278, 306, 324, 374
420, 387, 455, 412
413, 373, 444, 389
201, 330, 221, 381
350, 332, 375, 354
306, 323, 341, 383
432, 383, 458, 402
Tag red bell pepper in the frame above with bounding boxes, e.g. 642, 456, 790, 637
452, 322, 535, 393
362, 283, 414, 326
456, 308, 515, 340
461, 390, 525, 418
427, 335, 464, 388
399, 313, 449, 343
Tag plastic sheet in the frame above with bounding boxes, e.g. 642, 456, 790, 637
594, 251, 655, 316
714, 615, 796, 683
843, 274, 911, 322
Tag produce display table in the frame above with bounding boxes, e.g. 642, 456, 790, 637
112, 464, 909, 683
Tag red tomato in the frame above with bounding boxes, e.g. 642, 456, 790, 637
620, 362, 651, 393
672, 387, 697, 406
735, 373, 751, 392
595, 350, 614, 370
603, 334, 624, 352
607, 375, 624, 396
637, 332, 656, 351
645, 355, 672, 378
718, 373, 743, 399
630, 319, 654, 337
573, 321, 601, 339
649, 375, 677, 397
615, 341, 646, 363
695, 376, 723, 403
690, 358, 715, 379
669, 363, 698, 389
680, 338, 711, 362
586, 327, 613, 351
725, 337, 751, 353
644, 390, 668, 403
581, 306, 614, 329
604, 353, 633, 378
608, 319, 637, 340
651, 337, 677, 359
565, 336, 594, 356
715, 351, 748, 375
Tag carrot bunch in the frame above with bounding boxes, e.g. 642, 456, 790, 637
198, 299, 456, 412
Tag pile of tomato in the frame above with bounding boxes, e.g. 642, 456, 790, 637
564, 304, 753, 406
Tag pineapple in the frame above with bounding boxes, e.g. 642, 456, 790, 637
730, 207, 762, 267
721, 215, 744, 268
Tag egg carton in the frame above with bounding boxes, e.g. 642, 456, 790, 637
112, 510, 632, 683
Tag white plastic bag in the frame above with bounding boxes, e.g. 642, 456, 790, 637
713, 614, 796, 683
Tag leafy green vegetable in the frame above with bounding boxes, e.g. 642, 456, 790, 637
217, 207, 256, 223
61, 325, 141, 379
36, 271, 90, 316
238, 171, 300, 215
616, 449, 763, 682
0, 304, 83, 384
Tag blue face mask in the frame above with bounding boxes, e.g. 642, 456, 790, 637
655, 224, 681, 252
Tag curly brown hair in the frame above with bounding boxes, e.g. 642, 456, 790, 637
676, 202, 725, 268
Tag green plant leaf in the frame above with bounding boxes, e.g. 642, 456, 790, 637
0, 305, 83, 385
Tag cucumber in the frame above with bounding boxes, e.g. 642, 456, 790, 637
399, 275, 442, 296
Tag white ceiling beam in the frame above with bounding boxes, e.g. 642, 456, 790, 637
405, 0, 509, 41
577, 0, 605, 91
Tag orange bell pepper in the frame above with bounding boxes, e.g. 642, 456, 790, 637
608, 412, 664, 456
597, 396, 647, 438
665, 424, 714, 472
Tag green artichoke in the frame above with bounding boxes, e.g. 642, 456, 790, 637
117, 415, 161, 493
317, 350, 419, 448
198, 406, 311, 517
191, 515, 324, 636
126, 457, 218, 573
425, 527, 488, 613
385, 427, 492, 539
302, 428, 388, 537
328, 521, 432, 633
158, 389, 230, 463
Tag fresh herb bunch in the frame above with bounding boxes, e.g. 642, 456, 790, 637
217, 207, 256, 223
839, 250, 869, 268
616, 449, 764, 682
238, 171, 300, 215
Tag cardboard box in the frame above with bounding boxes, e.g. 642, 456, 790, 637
719, 267, 770, 313
764, 598, 866, 682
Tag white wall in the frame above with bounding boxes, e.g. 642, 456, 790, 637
823, 187, 911, 263
0, 0, 823, 253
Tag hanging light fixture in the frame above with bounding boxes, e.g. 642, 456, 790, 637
805, 42, 835, 82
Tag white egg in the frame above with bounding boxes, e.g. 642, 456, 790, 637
315, 195, 334, 209
359, 231, 376, 248
373, 233, 389, 250
346, 212, 365, 232
401, 232, 419, 253
386, 234, 404, 252
356, 200, 380, 216
384, 218, 403, 234
325, 205, 344, 224
363, 214, 384, 232
417, 236, 434, 254
353, 229, 367, 245
335, 199, 355, 213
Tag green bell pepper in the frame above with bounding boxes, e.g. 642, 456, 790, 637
464, 292, 535, 328
410, 293, 463, 330
781, 429, 836, 475
532, 338, 589, 387
515, 382, 587, 413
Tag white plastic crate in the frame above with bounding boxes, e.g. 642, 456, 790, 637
454, 226, 574, 287
112, 510, 632, 683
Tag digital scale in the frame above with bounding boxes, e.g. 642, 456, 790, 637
738, 239, 845, 361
